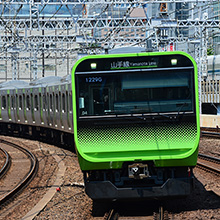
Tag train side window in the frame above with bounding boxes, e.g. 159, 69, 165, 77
34, 95, 39, 111
62, 93, 66, 112
19, 95, 22, 110
26, 95, 30, 110
2, 96, 6, 109
16, 94, 18, 109
46, 93, 49, 112
11, 96, 14, 109
55, 94, 59, 112
42, 94, 46, 110
7, 95, 10, 109
66, 91, 68, 112
69, 92, 72, 112
50, 94, 53, 111
31, 94, 34, 111
23, 94, 26, 110
39, 94, 42, 110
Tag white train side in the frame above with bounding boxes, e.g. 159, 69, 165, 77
0, 76, 74, 146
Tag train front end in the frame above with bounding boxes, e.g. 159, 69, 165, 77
71, 51, 200, 200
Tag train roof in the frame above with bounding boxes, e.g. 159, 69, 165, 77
0, 75, 71, 91
0, 80, 29, 90
60, 74, 71, 83
29, 76, 62, 87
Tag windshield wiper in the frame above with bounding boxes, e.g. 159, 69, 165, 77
175, 102, 189, 117
157, 112, 177, 120
121, 113, 176, 122
115, 112, 177, 121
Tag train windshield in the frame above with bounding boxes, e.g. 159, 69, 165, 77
76, 69, 194, 118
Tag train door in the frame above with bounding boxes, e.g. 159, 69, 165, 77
41, 88, 48, 126
15, 93, 19, 122
9, 90, 16, 122
64, 89, 71, 132
39, 93, 44, 125
60, 84, 69, 132
68, 87, 73, 132
60, 91, 66, 130
54, 89, 61, 129
48, 88, 53, 127
33, 88, 41, 125
25, 90, 32, 124
31, 93, 35, 124
0, 90, 9, 122
17, 90, 25, 123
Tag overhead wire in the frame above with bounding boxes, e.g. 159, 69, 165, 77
0, 1, 219, 55
102, 2, 194, 49
77, 1, 214, 50
102, 1, 137, 47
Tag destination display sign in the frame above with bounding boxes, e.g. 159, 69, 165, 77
75, 54, 193, 73
110, 60, 157, 69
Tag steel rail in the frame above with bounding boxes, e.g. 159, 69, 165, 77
104, 209, 119, 220
197, 161, 220, 174
153, 205, 168, 220
198, 153, 220, 163
197, 153, 220, 175
201, 131, 220, 138
0, 147, 11, 179
0, 139, 38, 206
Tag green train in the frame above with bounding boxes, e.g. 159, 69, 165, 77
72, 51, 200, 200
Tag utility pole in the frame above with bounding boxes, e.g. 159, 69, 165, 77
42, 16, 45, 78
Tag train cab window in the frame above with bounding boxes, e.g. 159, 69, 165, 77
77, 70, 193, 117
62, 93, 66, 112
26, 95, 30, 110
34, 95, 39, 111
2, 96, 6, 109
19, 95, 22, 110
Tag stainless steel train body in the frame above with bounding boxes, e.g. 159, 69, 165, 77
0, 75, 73, 144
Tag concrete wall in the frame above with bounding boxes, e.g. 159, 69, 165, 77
200, 114, 220, 128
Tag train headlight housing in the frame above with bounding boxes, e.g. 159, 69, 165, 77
91, 63, 97, 69
171, 59, 177, 65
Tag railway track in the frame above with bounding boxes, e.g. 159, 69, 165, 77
100, 205, 168, 220
0, 147, 11, 179
201, 130, 220, 138
0, 139, 38, 207
197, 153, 220, 175
197, 153, 220, 196
94, 152, 220, 220
104, 209, 153, 220
199, 129, 220, 175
